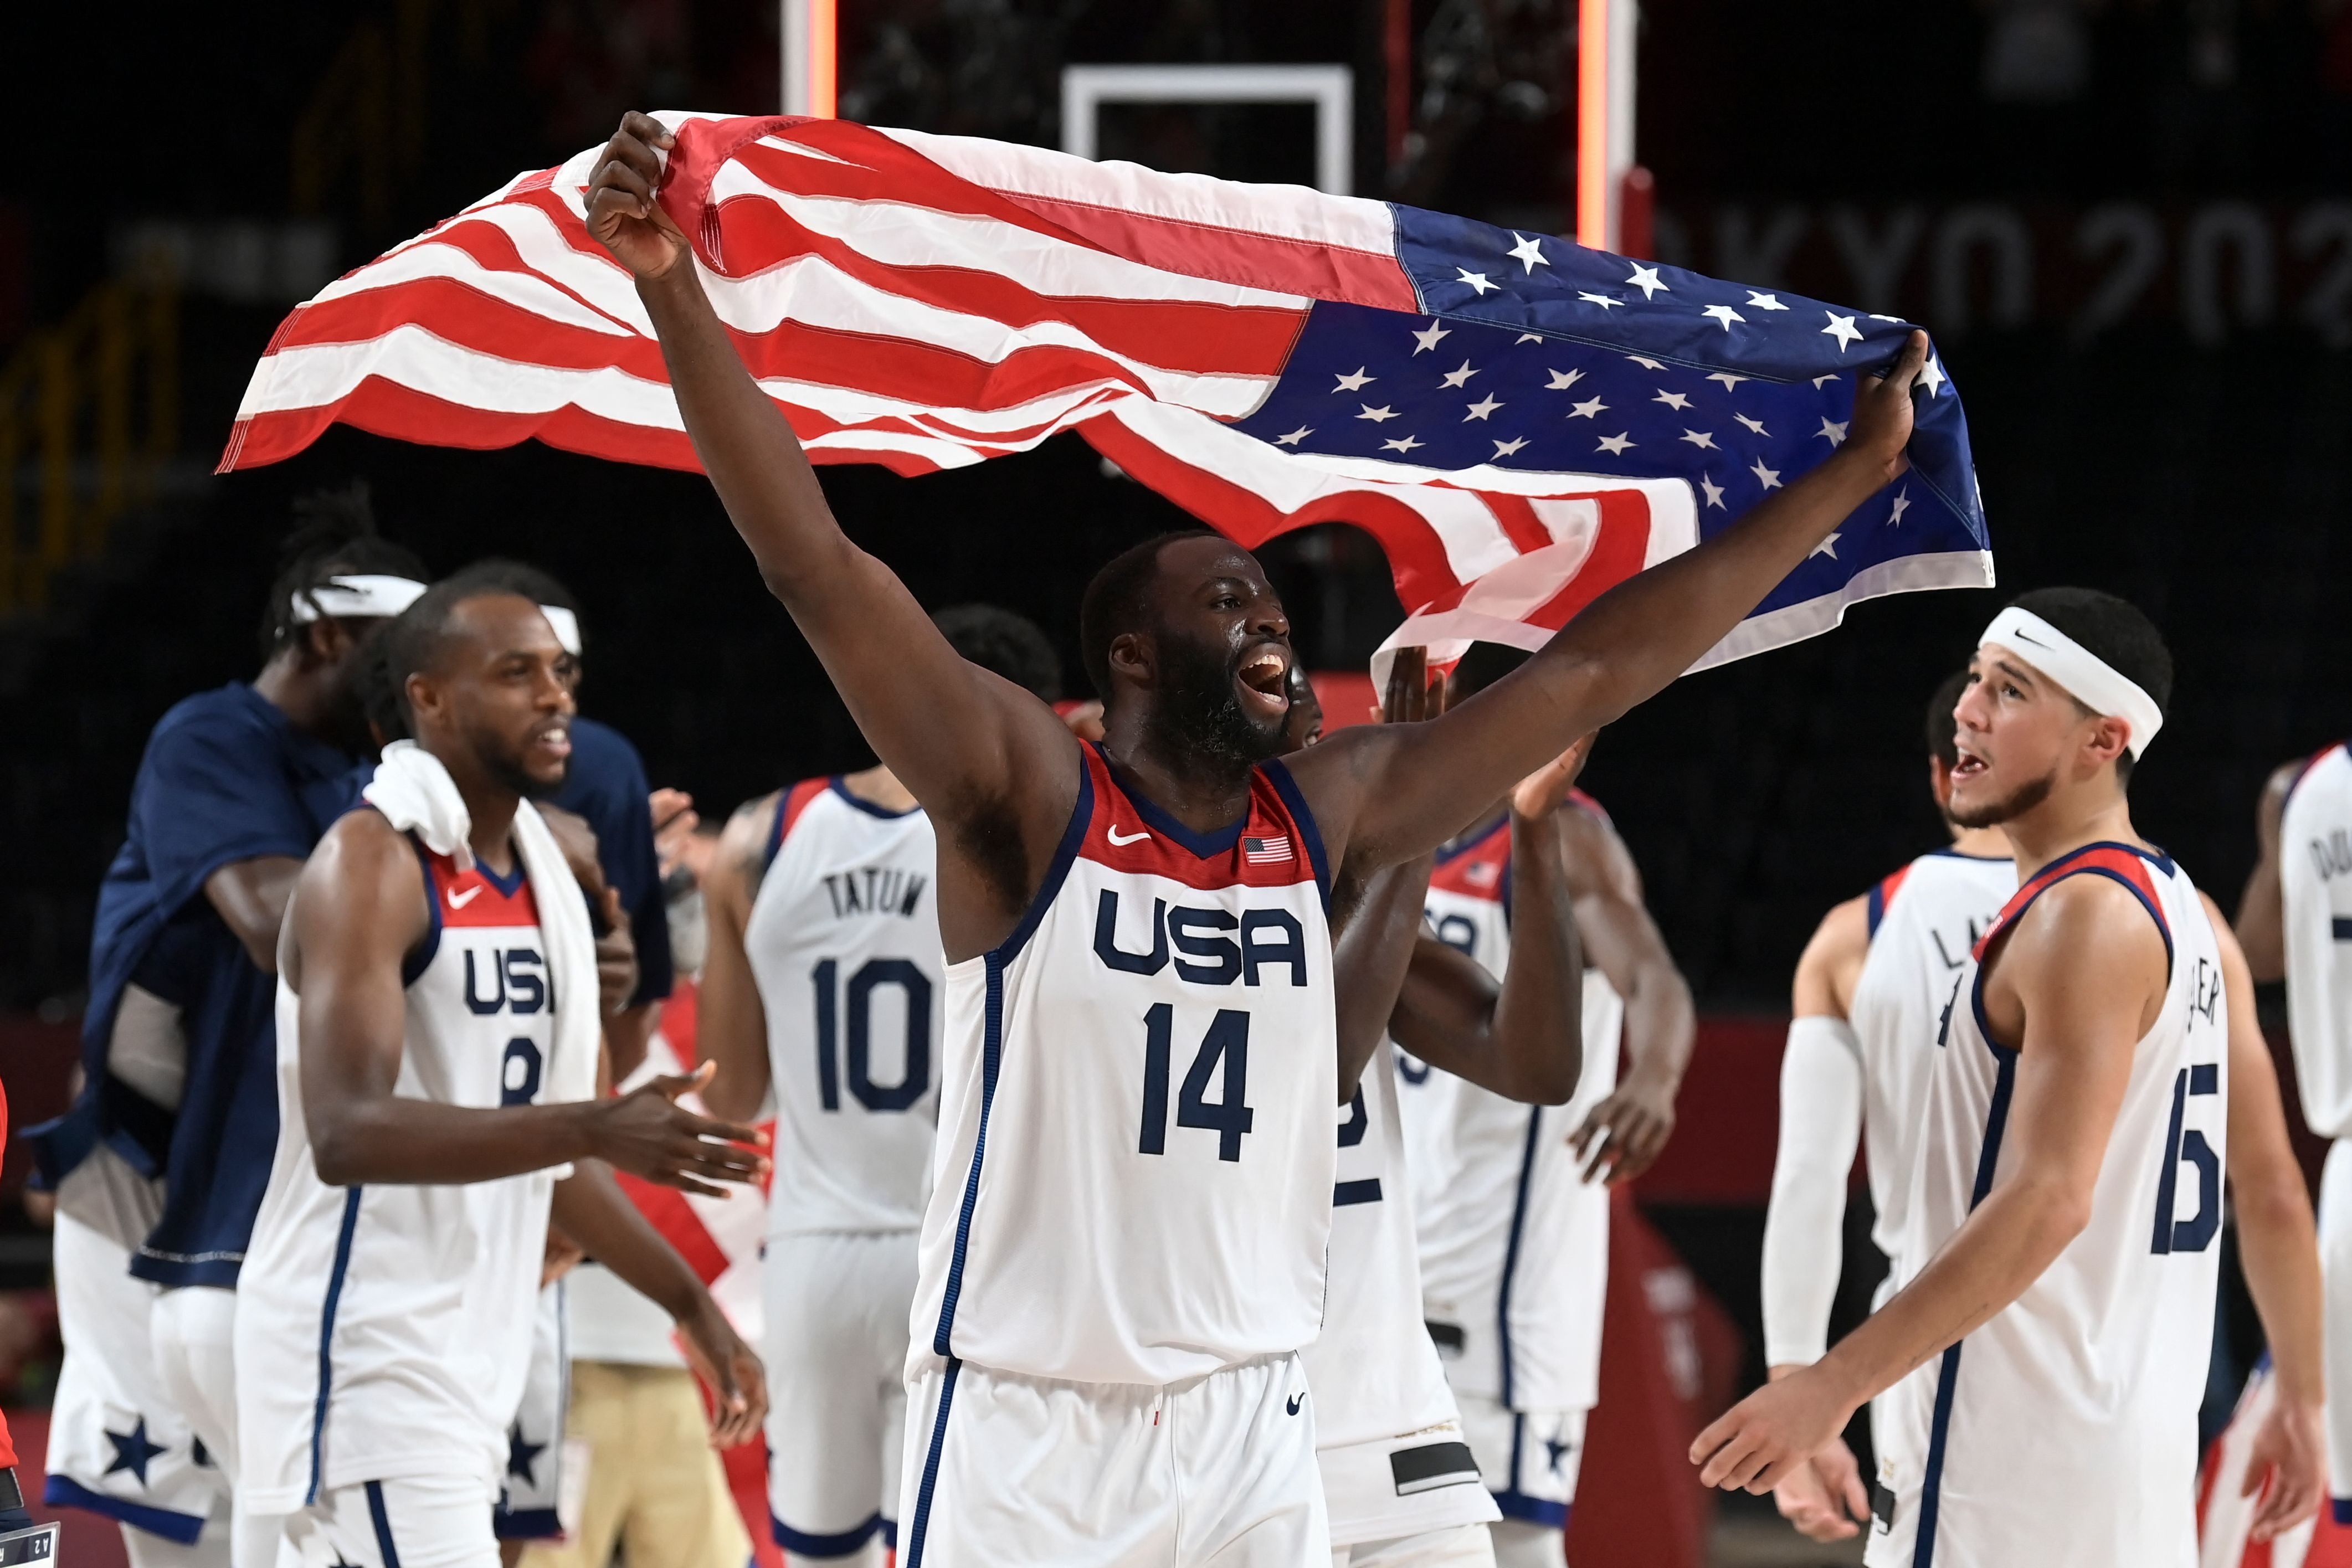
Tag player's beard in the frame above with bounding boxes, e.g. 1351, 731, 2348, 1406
1949, 765, 2055, 829
1158, 631, 1286, 768
473, 723, 568, 803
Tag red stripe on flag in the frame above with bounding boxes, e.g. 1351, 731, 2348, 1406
611, 1169, 732, 1285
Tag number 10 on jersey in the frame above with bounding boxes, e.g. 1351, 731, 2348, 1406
1138, 1004, 1256, 1161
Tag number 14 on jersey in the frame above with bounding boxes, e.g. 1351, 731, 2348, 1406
1138, 1004, 1256, 1162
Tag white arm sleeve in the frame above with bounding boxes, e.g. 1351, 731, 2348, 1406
1760, 1015, 1866, 1368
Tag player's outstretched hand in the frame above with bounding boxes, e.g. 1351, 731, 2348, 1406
586, 111, 691, 281
1769, 1433, 1870, 1542
1845, 328, 1930, 484
2243, 1389, 2327, 1540
587, 1061, 769, 1197
1568, 1067, 1675, 1184
677, 1294, 768, 1449
1378, 646, 1446, 724
1690, 1365, 1855, 1494
1510, 733, 1595, 821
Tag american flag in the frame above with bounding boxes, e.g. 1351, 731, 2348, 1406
219, 112, 1992, 670
1242, 836, 1295, 867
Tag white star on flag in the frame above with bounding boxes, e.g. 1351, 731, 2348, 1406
1921, 355, 1948, 397
1653, 390, 1692, 410
1457, 269, 1497, 296
1411, 322, 1450, 354
1440, 361, 1478, 389
1701, 304, 1745, 332
1889, 487, 1912, 525
1382, 434, 1424, 453
1492, 436, 1528, 457
1357, 403, 1398, 423
1545, 368, 1585, 390
1333, 367, 1374, 392
1701, 475, 1727, 508
1747, 292, 1789, 311
1514, 333, 1544, 344
1812, 374, 1839, 388
1707, 372, 1748, 392
1680, 429, 1718, 449
1734, 413, 1769, 436
1577, 292, 1623, 309
1462, 395, 1503, 420
1750, 457, 1783, 489
1597, 431, 1635, 455
1626, 264, 1668, 299
1274, 426, 1312, 446
1568, 397, 1607, 419
1822, 312, 1863, 351
1626, 354, 1666, 371
1810, 532, 1840, 559
1507, 234, 1548, 273
1816, 417, 1848, 445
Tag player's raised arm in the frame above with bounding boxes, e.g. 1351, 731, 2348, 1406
1292, 332, 1929, 878
584, 113, 1079, 954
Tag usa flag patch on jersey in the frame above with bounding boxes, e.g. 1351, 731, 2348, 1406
1244, 836, 1294, 866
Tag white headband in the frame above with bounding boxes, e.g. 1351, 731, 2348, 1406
1979, 606, 2164, 760
289, 573, 428, 623
540, 605, 583, 657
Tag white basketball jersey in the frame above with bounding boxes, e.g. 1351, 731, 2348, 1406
908, 743, 1337, 1387
239, 843, 578, 1512
1403, 805, 1624, 1414
746, 779, 942, 1237
1847, 850, 2014, 1271
2282, 743, 2352, 1140
1308, 1039, 1461, 1449
1872, 843, 2225, 1568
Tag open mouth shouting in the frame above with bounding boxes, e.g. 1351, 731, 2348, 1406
1235, 643, 1293, 722
1952, 739, 1989, 784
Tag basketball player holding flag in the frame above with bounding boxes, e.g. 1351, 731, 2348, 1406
583, 109, 1929, 1566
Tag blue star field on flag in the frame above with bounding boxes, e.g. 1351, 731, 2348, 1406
1230, 208, 1986, 620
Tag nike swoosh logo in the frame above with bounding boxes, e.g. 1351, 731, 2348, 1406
1286, 1394, 1303, 1415
447, 885, 484, 909
1107, 826, 1151, 846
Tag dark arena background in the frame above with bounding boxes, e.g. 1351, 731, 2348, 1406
3, 3, 2348, 1562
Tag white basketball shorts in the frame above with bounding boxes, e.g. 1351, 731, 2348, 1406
281, 1474, 498, 1568
1317, 1419, 1497, 1548
45, 1213, 228, 1543
2318, 1142, 2352, 1518
493, 1283, 568, 1542
1331, 1524, 1496, 1568
899, 1351, 1328, 1568
1453, 1394, 1583, 1529
764, 1231, 916, 1559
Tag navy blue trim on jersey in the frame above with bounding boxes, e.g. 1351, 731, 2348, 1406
830, 776, 922, 820
473, 853, 527, 899
999, 756, 1094, 968
306, 1186, 364, 1505
366, 1479, 404, 1567
763, 793, 790, 872
2335, 1497, 2352, 1526
1493, 1108, 1546, 1407
400, 834, 442, 988
1866, 880, 1892, 940
1092, 743, 1246, 860
494, 1508, 561, 1541
903, 1358, 963, 1568
1491, 1490, 1569, 1528
2333, 917, 2352, 943
1333, 1178, 1383, 1206
2284, 742, 2349, 813
882, 1518, 899, 1548
773, 1512, 883, 1555
1913, 1028, 2021, 1568
1434, 813, 1509, 867
42, 1476, 207, 1545
1969, 842, 2175, 1049
1259, 757, 1332, 914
